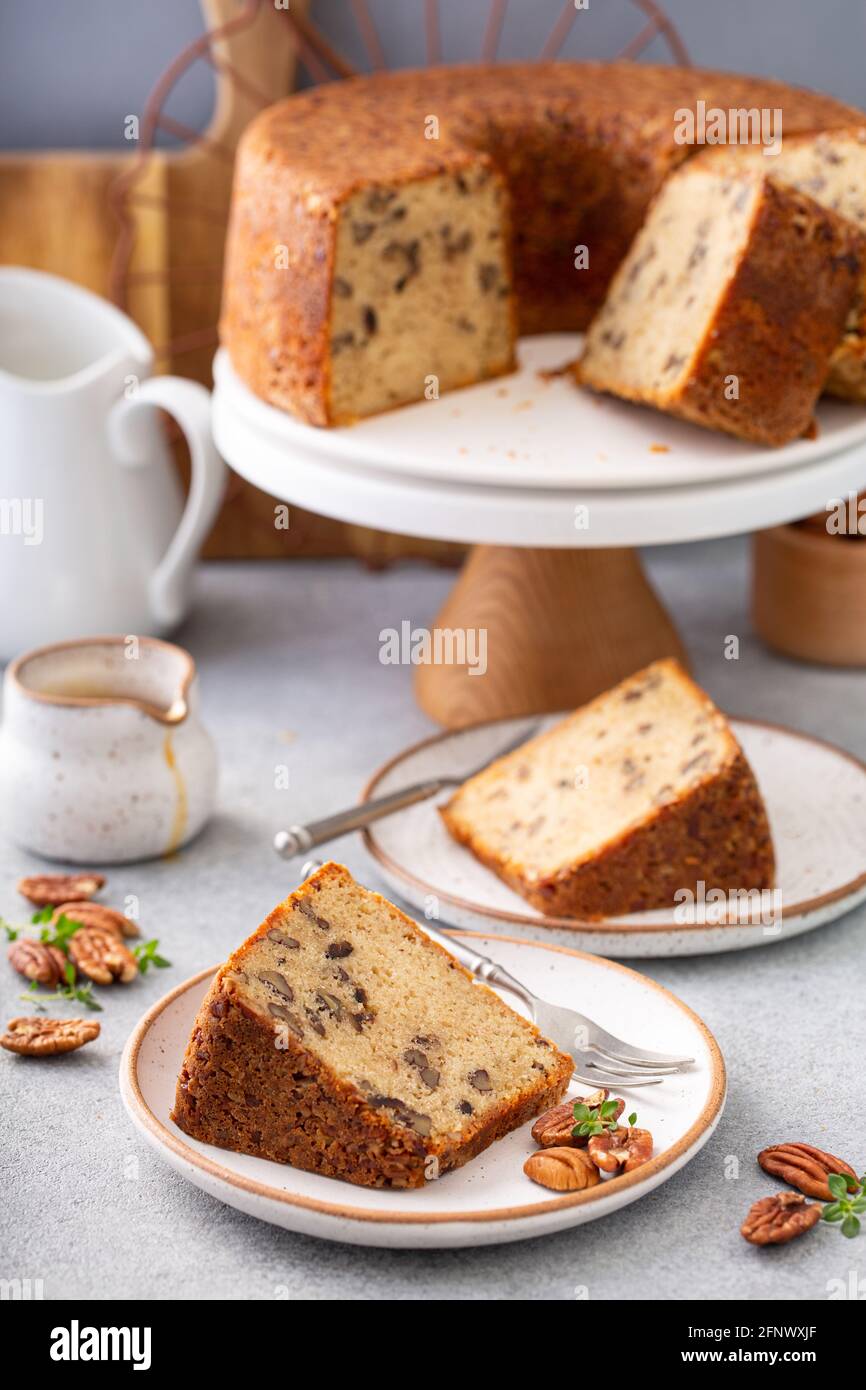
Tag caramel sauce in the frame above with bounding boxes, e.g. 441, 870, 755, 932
163, 732, 188, 857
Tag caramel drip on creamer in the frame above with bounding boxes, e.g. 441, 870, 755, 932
163, 732, 188, 857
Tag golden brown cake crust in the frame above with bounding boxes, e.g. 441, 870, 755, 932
171, 865, 573, 1189
220, 61, 862, 425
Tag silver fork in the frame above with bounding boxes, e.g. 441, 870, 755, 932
419, 921, 693, 1088
298, 860, 694, 1089
274, 721, 540, 860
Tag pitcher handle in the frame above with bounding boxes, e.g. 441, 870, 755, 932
108, 377, 227, 628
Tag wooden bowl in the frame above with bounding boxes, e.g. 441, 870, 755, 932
752, 524, 866, 666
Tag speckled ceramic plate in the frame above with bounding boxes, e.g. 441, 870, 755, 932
363, 717, 866, 958
120, 940, 725, 1249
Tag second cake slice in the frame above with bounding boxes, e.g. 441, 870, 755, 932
441, 659, 775, 919
576, 153, 864, 445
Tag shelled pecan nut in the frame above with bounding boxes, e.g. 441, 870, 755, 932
587, 1126, 654, 1174
52, 901, 140, 939
0, 1016, 100, 1056
741, 1192, 821, 1246
524, 1146, 601, 1192
17, 873, 105, 907
7, 939, 71, 988
68, 926, 138, 984
530, 1089, 624, 1148
758, 1143, 858, 1200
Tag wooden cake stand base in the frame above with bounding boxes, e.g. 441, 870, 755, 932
414, 544, 687, 728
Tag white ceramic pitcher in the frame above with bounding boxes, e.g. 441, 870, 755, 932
0, 268, 226, 660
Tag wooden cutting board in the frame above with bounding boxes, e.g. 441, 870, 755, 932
0, 0, 461, 567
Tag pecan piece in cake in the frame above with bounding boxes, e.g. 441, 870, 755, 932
258, 971, 294, 1001
267, 928, 300, 949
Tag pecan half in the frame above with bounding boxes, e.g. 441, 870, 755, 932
51, 901, 140, 939
530, 1090, 624, 1148
1, 1016, 100, 1056
758, 1143, 858, 1200
588, 1126, 654, 1174
7, 939, 71, 988
68, 926, 138, 984
741, 1192, 821, 1246
524, 1147, 600, 1192
18, 873, 105, 907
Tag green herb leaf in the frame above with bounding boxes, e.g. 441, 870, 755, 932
823, 1203, 844, 1222
38, 912, 81, 953
573, 1103, 590, 1122
841, 1215, 861, 1239
1, 916, 20, 941
19, 978, 102, 1013
132, 938, 171, 975
31, 905, 53, 925
628, 1112, 638, 1127
828, 1173, 850, 1200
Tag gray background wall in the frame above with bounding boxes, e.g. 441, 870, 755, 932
1, 0, 864, 151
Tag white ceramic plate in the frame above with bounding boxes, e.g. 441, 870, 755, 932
120, 940, 725, 1249
215, 335, 866, 491
363, 718, 866, 958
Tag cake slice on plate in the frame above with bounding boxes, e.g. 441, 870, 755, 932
440, 659, 774, 919
172, 863, 572, 1189
576, 154, 865, 445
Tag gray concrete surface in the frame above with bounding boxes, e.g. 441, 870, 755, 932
1, 537, 864, 1300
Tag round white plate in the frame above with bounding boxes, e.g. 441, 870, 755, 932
214, 347, 866, 547
215, 336, 866, 491
120, 941, 725, 1249
363, 718, 866, 958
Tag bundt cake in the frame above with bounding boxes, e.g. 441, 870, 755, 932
576, 153, 864, 445
172, 863, 573, 1189
440, 659, 775, 919
220, 61, 863, 428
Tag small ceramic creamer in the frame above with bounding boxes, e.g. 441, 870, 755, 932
0, 637, 218, 863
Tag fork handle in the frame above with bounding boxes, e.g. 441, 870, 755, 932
273, 778, 449, 859
419, 921, 534, 1012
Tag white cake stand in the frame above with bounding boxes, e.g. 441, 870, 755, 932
212, 336, 866, 725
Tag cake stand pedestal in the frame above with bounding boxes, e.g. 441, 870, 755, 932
413, 545, 686, 726
212, 337, 866, 727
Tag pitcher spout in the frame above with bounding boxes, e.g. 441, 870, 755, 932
6, 636, 196, 725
